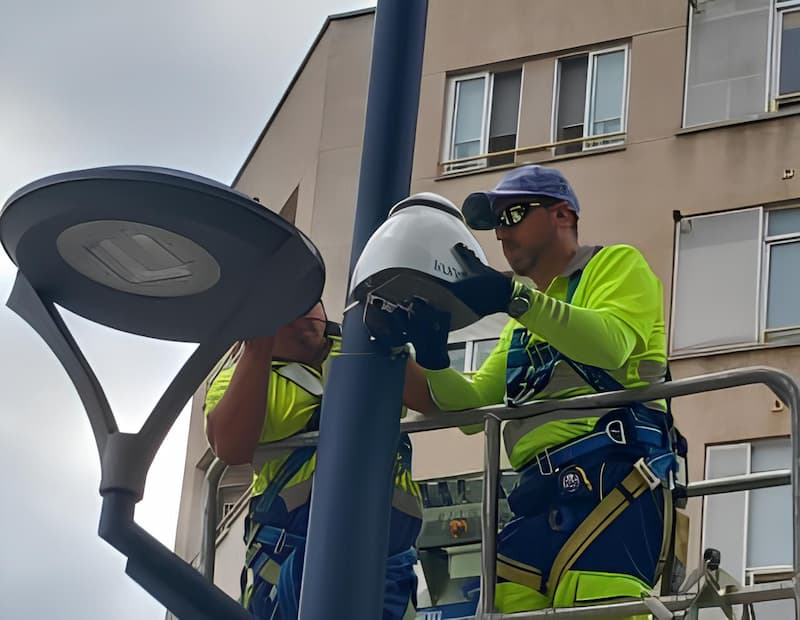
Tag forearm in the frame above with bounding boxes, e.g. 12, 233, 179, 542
403, 358, 438, 414
517, 288, 636, 369
206, 341, 273, 464
424, 367, 504, 411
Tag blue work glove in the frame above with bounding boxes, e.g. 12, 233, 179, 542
450, 243, 514, 317
406, 297, 451, 371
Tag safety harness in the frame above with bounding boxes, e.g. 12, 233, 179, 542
501, 267, 688, 595
240, 361, 419, 620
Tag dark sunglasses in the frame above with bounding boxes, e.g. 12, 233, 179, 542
496, 199, 566, 228
495, 202, 539, 227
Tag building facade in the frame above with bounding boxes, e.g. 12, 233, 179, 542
174, 2, 800, 616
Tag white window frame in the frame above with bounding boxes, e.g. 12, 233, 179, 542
683, 0, 800, 126
683, 2, 773, 127
771, 0, 800, 106
447, 337, 501, 373
670, 205, 800, 357
702, 443, 751, 585
443, 71, 490, 172
551, 45, 630, 152
703, 440, 793, 589
760, 206, 800, 343
442, 69, 522, 173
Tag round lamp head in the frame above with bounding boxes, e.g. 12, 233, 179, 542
0, 166, 325, 342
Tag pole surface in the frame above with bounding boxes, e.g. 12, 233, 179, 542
298, 1, 428, 618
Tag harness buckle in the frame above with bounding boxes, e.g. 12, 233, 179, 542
536, 448, 554, 476
273, 529, 287, 554
633, 457, 661, 490
605, 418, 627, 445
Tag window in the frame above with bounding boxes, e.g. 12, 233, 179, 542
702, 439, 794, 619
471, 338, 500, 370
448, 342, 467, 372
774, 3, 800, 105
448, 338, 501, 372
684, 0, 800, 128
444, 69, 521, 172
553, 47, 628, 155
221, 501, 237, 519
671, 206, 800, 355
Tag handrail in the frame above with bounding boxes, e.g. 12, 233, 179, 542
200, 457, 227, 580
199, 366, 800, 618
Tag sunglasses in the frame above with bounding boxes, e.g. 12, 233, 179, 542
495, 199, 567, 228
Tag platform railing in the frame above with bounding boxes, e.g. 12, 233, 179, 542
199, 366, 800, 619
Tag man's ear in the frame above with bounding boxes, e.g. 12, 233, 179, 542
553, 203, 574, 225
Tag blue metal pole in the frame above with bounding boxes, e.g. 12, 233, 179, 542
298, 1, 428, 618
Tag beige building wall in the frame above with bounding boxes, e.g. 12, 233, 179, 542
175, 0, 800, 591
409, 0, 799, 570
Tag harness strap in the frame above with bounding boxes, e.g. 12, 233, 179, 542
274, 362, 324, 397
246, 525, 418, 620
656, 487, 674, 584
530, 416, 667, 477
246, 445, 317, 549
497, 553, 544, 592
547, 462, 657, 591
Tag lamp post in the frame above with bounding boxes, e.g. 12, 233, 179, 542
0, 165, 325, 620
298, 1, 429, 618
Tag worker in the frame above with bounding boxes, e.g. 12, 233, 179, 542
205, 301, 422, 620
402, 165, 683, 616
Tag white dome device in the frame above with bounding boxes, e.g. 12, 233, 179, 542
349, 192, 489, 330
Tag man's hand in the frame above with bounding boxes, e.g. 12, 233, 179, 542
450, 243, 513, 317
364, 296, 451, 370
406, 298, 451, 370
241, 335, 275, 361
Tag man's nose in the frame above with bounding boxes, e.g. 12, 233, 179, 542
495, 225, 509, 241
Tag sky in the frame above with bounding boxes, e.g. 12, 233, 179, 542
0, 1, 371, 618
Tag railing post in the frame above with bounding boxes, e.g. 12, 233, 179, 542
199, 457, 227, 580
777, 375, 800, 618
478, 416, 502, 618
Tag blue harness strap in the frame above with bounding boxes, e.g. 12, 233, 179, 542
505, 267, 682, 486
243, 396, 420, 619
247, 525, 418, 620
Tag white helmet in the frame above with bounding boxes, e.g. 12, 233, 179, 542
349, 192, 489, 330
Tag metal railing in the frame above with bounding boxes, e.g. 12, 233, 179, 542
198, 366, 800, 619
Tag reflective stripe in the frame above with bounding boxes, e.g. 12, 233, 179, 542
497, 553, 544, 591
274, 362, 324, 397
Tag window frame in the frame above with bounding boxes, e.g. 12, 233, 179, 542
703, 439, 793, 587
551, 44, 630, 153
762, 208, 800, 341
447, 337, 501, 373
683, 0, 800, 127
670, 205, 800, 357
702, 443, 751, 584
772, 1, 800, 104
442, 69, 522, 173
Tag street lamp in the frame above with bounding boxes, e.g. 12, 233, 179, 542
0, 165, 325, 620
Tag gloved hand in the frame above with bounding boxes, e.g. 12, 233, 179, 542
362, 295, 451, 370
406, 297, 451, 370
450, 243, 514, 317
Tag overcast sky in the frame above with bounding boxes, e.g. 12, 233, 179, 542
0, 2, 371, 618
